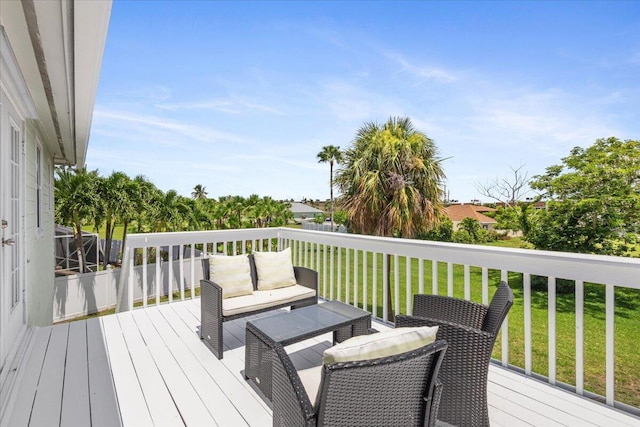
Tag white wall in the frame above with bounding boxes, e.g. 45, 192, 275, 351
24, 119, 55, 327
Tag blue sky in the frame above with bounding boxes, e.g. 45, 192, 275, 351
87, 1, 640, 203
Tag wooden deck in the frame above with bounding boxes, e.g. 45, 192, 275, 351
2, 299, 639, 427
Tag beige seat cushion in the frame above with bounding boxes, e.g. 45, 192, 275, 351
221, 285, 316, 317
297, 365, 322, 405
253, 247, 297, 290
322, 326, 439, 364
209, 254, 253, 299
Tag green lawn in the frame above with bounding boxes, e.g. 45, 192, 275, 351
304, 245, 640, 408
82, 224, 126, 241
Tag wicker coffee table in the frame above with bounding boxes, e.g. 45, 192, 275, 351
245, 301, 372, 400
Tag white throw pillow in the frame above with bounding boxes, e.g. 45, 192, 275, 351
253, 247, 297, 290
208, 254, 253, 299
322, 326, 439, 364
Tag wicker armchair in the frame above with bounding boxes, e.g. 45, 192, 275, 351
395, 281, 514, 427
271, 338, 448, 427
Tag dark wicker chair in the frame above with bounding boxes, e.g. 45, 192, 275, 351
395, 281, 514, 427
271, 338, 448, 427
200, 254, 318, 359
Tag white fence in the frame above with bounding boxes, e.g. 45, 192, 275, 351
113, 227, 639, 414
53, 257, 206, 322
302, 222, 347, 233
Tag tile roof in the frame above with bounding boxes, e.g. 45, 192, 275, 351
444, 204, 497, 223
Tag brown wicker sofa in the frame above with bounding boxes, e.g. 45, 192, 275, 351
200, 254, 318, 359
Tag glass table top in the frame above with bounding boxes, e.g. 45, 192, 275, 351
248, 301, 370, 344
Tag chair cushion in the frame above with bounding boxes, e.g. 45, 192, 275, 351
208, 254, 253, 299
322, 326, 439, 364
221, 284, 316, 317
253, 247, 297, 290
297, 365, 322, 405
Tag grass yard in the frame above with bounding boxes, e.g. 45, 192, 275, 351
82, 224, 126, 241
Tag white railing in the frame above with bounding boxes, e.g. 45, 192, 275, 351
117, 227, 640, 415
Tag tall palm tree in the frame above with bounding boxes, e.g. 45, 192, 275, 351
317, 145, 344, 230
100, 171, 131, 268
133, 174, 157, 233
191, 184, 208, 200
54, 167, 101, 273
335, 116, 445, 320
118, 177, 141, 260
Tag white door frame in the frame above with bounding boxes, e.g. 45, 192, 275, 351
0, 88, 27, 370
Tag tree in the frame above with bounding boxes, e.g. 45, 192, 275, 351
99, 171, 131, 268
191, 184, 208, 200
54, 167, 101, 273
317, 145, 344, 231
528, 137, 640, 255
152, 190, 190, 232
336, 116, 445, 320
132, 174, 158, 233
475, 164, 531, 207
119, 176, 141, 261
459, 217, 482, 241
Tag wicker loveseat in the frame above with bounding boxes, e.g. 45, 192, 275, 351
271, 336, 448, 427
395, 281, 514, 427
200, 253, 318, 359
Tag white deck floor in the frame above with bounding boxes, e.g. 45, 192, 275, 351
2, 299, 639, 427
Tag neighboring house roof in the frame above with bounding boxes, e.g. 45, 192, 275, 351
289, 202, 324, 214
444, 204, 496, 224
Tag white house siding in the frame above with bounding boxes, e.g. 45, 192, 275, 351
24, 119, 55, 327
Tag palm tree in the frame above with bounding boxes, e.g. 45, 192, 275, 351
54, 167, 101, 273
100, 171, 131, 268
459, 217, 482, 241
132, 174, 157, 233
335, 116, 445, 320
191, 184, 208, 200
317, 145, 344, 230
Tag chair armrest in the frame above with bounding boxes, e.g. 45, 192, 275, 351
294, 267, 318, 293
428, 378, 444, 427
412, 294, 488, 330
200, 278, 223, 328
272, 343, 317, 426
200, 278, 223, 303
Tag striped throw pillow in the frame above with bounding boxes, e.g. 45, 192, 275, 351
322, 326, 439, 364
209, 254, 253, 299
253, 247, 297, 290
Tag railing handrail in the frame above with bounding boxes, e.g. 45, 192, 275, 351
278, 228, 640, 289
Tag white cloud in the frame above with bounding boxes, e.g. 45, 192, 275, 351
384, 52, 457, 83
93, 108, 251, 146
155, 98, 286, 116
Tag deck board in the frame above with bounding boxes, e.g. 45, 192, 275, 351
116, 312, 184, 427
2, 299, 639, 427
86, 317, 121, 427
6, 326, 51, 427
101, 314, 154, 427
60, 321, 90, 427
29, 323, 69, 427
130, 308, 218, 426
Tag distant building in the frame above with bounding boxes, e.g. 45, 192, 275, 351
444, 204, 497, 231
290, 202, 325, 223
